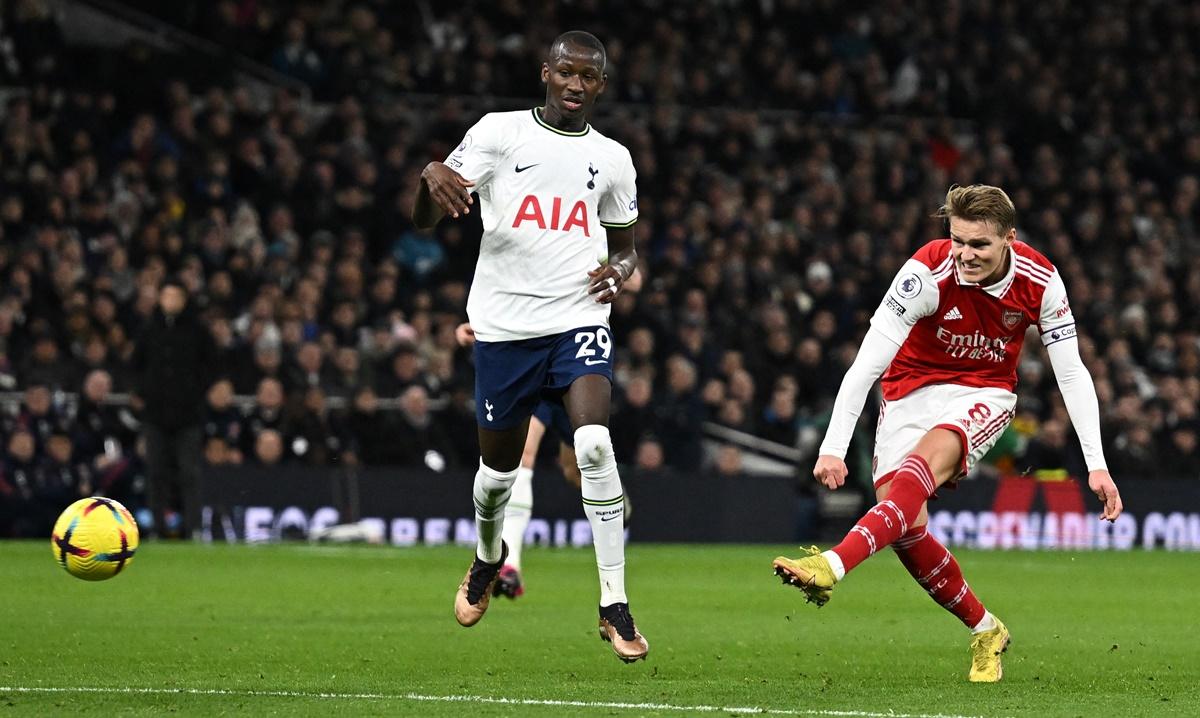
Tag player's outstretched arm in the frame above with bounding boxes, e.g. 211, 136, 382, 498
814, 327, 902, 490
413, 161, 475, 228
1044, 337, 1122, 521
813, 257, 937, 490
588, 226, 637, 304
1041, 273, 1121, 520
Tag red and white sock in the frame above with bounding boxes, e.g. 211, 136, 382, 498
829, 455, 937, 575
893, 525, 987, 629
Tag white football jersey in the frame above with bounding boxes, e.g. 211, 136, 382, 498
446, 108, 638, 341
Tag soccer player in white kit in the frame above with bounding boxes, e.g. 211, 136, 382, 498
772, 185, 1123, 682
455, 264, 642, 602
413, 31, 647, 662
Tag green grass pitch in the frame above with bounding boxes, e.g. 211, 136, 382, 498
1, 542, 1195, 716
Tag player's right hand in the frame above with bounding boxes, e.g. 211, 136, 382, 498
1087, 469, 1123, 522
813, 454, 848, 490
455, 322, 475, 347
421, 162, 475, 219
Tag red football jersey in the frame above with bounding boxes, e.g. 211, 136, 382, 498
870, 239, 1074, 401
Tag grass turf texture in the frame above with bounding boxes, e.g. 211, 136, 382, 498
0, 542, 1194, 717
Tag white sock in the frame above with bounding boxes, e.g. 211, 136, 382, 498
472, 460, 517, 564
971, 611, 997, 634
575, 424, 627, 607
501, 465, 534, 569
822, 550, 847, 581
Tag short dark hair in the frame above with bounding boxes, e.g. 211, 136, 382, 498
549, 31, 606, 72
161, 276, 188, 294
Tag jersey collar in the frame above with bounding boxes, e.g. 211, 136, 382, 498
532, 107, 590, 137
955, 246, 1016, 299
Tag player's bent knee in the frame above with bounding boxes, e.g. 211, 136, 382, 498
573, 424, 615, 480
476, 460, 518, 504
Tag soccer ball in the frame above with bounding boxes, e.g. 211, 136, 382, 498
50, 497, 140, 581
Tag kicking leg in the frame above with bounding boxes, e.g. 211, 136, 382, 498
774, 428, 962, 605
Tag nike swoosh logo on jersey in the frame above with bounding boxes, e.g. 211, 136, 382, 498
600, 515, 621, 522
515, 163, 539, 173
584, 358, 608, 366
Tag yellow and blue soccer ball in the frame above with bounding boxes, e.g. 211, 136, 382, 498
50, 497, 140, 581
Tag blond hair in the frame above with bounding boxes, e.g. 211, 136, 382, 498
935, 184, 1016, 236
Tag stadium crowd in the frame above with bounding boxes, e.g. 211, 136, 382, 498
3, 0, 1200, 535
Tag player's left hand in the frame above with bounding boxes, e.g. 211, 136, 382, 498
587, 263, 626, 304
1087, 470, 1123, 522
454, 322, 475, 347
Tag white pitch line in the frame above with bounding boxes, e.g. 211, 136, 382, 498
0, 686, 988, 718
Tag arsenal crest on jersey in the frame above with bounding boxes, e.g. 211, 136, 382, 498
1002, 310, 1022, 329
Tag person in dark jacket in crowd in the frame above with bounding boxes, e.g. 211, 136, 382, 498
0, 429, 48, 537
129, 278, 217, 538
345, 386, 400, 465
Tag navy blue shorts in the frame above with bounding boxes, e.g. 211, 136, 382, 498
474, 325, 614, 431
533, 400, 574, 447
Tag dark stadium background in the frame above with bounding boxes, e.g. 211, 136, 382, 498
2, 0, 1199, 548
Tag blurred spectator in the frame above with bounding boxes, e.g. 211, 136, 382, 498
237, 338, 286, 395
712, 443, 747, 478
1109, 424, 1158, 479
20, 333, 78, 390
0, 429, 89, 537
130, 279, 216, 539
72, 369, 138, 492
253, 428, 287, 466
240, 377, 286, 457
271, 18, 326, 88
761, 381, 800, 447
634, 435, 666, 472
43, 432, 93, 502
1018, 418, 1088, 480
287, 341, 327, 391
375, 343, 424, 398
4, 384, 69, 452
205, 436, 240, 466
203, 378, 243, 464
1162, 422, 1200, 479
285, 386, 348, 466
323, 345, 369, 400
393, 385, 454, 471
612, 374, 656, 461
1, 430, 44, 536
654, 355, 704, 470
345, 386, 398, 466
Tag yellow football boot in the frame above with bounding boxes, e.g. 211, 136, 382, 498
772, 546, 838, 607
968, 616, 1011, 682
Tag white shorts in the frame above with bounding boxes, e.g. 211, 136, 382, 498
872, 383, 1017, 487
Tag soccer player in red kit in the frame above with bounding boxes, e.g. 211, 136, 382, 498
772, 185, 1123, 682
